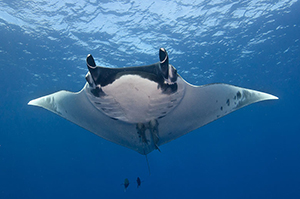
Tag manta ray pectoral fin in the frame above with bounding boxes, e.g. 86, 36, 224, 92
28, 87, 153, 155
157, 83, 278, 146
28, 90, 74, 117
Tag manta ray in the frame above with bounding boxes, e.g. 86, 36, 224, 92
28, 48, 278, 155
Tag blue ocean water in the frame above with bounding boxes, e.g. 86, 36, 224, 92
0, 0, 299, 198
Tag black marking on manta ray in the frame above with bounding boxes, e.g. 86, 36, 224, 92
226, 99, 230, 106
237, 91, 242, 99
233, 91, 242, 101
158, 115, 166, 119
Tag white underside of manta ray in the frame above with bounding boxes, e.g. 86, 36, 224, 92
28, 48, 278, 155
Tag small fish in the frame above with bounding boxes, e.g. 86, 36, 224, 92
123, 178, 129, 192
137, 177, 141, 188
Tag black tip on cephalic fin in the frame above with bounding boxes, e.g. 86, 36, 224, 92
86, 54, 101, 84
87, 54, 96, 69
159, 48, 169, 79
159, 48, 168, 63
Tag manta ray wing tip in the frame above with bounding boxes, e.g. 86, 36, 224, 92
265, 93, 279, 100
28, 97, 43, 107
28, 99, 36, 106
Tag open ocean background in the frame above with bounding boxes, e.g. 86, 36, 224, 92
0, 0, 299, 198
